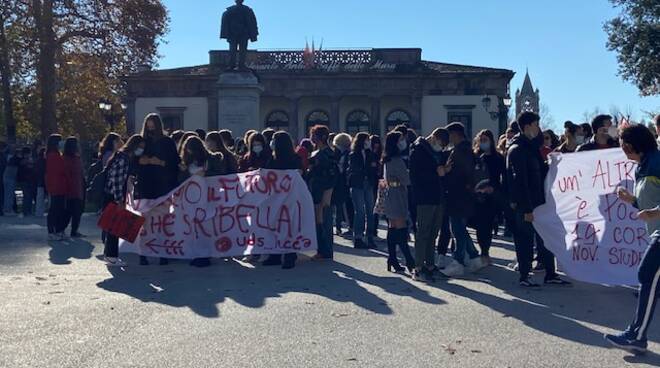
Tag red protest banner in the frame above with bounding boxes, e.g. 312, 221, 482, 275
98, 202, 146, 243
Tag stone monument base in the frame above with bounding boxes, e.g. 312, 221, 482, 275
217, 71, 264, 138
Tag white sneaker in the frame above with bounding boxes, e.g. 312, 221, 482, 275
57, 232, 68, 241
467, 256, 488, 273
436, 254, 454, 269
440, 260, 465, 277
104, 257, 126, 267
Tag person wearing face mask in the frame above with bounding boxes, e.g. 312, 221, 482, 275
409, 128, 451, 281
347, 132, 378, 249
577, 114, 619, 152
605, 124, 660, 354
440, 123, 487, 278
45, 135, 68, 240
61, 137, 86, 237
506, 112, 571, 287
555, 121, 582, 153
238, 132, 271, 172
331, 133, 353, 237
470, 129, 505, 265
205, 131, 239, 174
102, 135, 145, 267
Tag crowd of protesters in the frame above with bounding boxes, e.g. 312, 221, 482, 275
1, 111, 659, 353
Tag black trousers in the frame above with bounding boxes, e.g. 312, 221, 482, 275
513, 209, 557, 281
437, 212, 452, 255
0, 177, 4, 214
627, 237, 660, 341
102, 195, 119, 258
47, 195, 67, 234
229, 39, 249, 69
65, 198, 84, 235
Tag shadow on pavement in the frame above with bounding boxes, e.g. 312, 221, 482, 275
48, 238, 95, 265
96, 253, 445, 318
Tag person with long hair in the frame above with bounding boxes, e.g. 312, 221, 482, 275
45, 134, 68, 240
605, 124, 660, 354
262, 131, 303, 269
555, 121, 582, 153
219, 129, 235, 152
369, 135, 383, 239
347, 132, 378, 249
103, 135, 145, 267
205, 131, 238, 174
307, 125, 338, 260
382, 131, 415, 273
238, 132, 271, 172
99, 133, 122, 167
137, 113, 180, 265
179, 135, 229, 267
471, 129, 505, 264
17, 146, 36, 216
331, 133, 352, 237
62, 137, 86, 237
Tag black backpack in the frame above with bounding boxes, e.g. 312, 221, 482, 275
86, 159, 107, 206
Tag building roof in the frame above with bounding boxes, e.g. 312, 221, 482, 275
520, 70, 535, 95
127, 48, 513, 79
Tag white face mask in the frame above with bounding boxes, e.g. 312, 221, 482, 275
431, 143, 443, 152
575, 135, 585, 145
252, 144, 263, 154
188, 163, 203, 175
608, 126, 619, 139
134, 148, 144, 157
397, 140, 407, 151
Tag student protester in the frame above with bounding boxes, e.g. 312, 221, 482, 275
103, 135, 146, 267
99, 133, 122, 167
262, 131, 304, 269
262, 128, 276, 145
205, 131, 239, 174
580, 122, 593, 141
332, 133, 352, 237
297, 139, 314, 172
605, 124, 660, 354
410, 128, 449, 281
555, 121, 582, 153
370, 135, 384, 239
195, 129, 207, 141
170, 130, 185, 146
62, 137, 86, 238
347, 132, 378, 249
382, 131, 415, 273
218, 129, 235, 152
507, 112, 570, 287
440, 122, 487, 277
18, 146, 36, 216
431, 129, 455, 262
239, 132, 271, 172
2, 148, 19, 215
307, 125, 338, 260
137, 113, 180, 265
577, 115, 618, 151
34, 147, 47, 217
234, 138, 248, 156
471, 129, 505, 264
45, 135, 68, 240
179, 135, 229, 267
540, 129, 559, 160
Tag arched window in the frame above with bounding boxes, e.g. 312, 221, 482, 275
305, 110, 330, 134
265, 110, 289, 131
386, 110, 411, 133
346, 110, 370, 136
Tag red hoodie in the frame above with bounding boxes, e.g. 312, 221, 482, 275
45, 151, 67, 196
63, 155, 84, 199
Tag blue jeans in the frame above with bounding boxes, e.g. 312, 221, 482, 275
449, 216, 479, 265
317, 205, 334, 258
350, 184, 375, 241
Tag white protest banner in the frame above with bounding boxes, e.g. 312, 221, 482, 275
533, 148, 649, 286
119, 169, 317, 258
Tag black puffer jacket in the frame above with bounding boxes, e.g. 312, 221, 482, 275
506, 133, 546, 213
409, 137, 445, 206
445, 140, 475, 217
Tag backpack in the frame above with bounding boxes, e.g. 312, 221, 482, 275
86, 159, 107, 206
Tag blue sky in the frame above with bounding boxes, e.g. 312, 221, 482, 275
158, 0, 659, 130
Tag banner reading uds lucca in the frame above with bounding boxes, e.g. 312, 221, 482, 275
119, 169, 318, 258
534, 148, 650, 286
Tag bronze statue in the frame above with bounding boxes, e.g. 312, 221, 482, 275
220, 0, 259, 71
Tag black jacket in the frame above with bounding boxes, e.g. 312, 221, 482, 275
347, 149, 378, 189
308, 147, 338, 204
576, 136, 619, 152
410, 137, 445, 205
136, 135, 180, 199
445, 140, 475, 217
220, 4, 259, 42
506, 134, 546, 213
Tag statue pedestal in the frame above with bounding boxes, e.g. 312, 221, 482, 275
217, 71, 264, 138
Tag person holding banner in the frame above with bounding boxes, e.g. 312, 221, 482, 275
103, 135, 146, 267
577, 114, 619, 152
262, 131, 303, 269
506, 112, 570, 287
605, 124, 660, 354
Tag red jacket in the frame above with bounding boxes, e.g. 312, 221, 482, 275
45, 152, 67, 196
63, 155, 84, 199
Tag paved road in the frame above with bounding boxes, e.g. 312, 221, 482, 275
0, 214, 658, 368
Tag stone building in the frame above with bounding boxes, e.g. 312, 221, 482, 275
123, 48, 514, 139
515, 70, 540, 116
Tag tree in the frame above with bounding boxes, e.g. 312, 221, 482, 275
27, 0, 169, 138
604, 0, 660, 96
539, 103, 556, 130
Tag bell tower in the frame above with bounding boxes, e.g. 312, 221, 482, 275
515, 69, 540, 116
